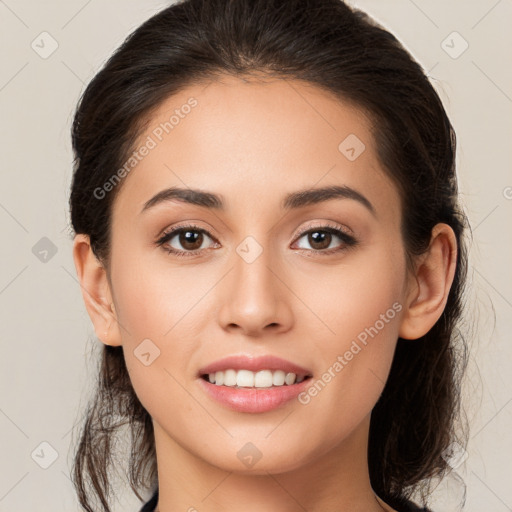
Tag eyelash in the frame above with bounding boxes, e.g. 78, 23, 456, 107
155, 222, 358, 258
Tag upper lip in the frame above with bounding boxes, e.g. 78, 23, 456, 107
198, 354, 313, 377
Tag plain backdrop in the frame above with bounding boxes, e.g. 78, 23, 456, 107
0, 0, 511, 511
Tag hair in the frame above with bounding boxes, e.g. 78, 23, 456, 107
68, 0, 471, 510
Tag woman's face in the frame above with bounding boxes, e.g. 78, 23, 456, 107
106, 75, 412, 473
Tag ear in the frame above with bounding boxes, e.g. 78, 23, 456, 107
399, 223, 458, 340
72, 234, 122, 346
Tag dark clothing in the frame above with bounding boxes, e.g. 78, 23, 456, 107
139, 489, 433, 511
139, 489, 158, 512
385, 493, 433, 511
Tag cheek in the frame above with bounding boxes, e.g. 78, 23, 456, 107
304, 240, 405, 345
302, 242, 405, 416
111, 246, 205, 340
109, 250, 208, 415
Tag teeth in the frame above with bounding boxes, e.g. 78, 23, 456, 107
272, 370, 285, 386
207, 369, 307, 387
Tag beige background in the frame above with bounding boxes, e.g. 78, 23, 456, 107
0, 0, 511, 510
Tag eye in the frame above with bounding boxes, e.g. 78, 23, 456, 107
155, 223, 219, 258
155, 221, 358, 258
292, 222, 358, 256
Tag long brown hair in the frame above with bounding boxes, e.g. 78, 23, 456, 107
68, 0, 470, 510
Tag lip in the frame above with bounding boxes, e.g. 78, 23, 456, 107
197, 354, 313, 414
198, 376, 312, 413
197, 354, 313, 377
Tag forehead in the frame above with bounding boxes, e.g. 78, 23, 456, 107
112, 75, 400, 226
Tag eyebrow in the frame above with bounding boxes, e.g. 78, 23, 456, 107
141, 185, 376, 217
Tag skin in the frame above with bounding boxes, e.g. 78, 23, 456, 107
73, 75, 457, 512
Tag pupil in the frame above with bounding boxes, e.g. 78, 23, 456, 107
181, 231, 202, 250
310, 231, 330, 250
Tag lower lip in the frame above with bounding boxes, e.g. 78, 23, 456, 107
198, 376, 312, 413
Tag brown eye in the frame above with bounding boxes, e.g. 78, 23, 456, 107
305, 231, 333, 251
156, 224, 217, 257
177, 230, 204, 251
293, 224, 358, 255
156, 222, 358, 258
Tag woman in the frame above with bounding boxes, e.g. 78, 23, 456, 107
69, 0, 470, 511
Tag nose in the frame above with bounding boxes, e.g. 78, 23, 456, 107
217, 239, 293, 337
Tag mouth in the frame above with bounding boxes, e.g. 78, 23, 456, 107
197, 354, 313, 388
196, 354, 314, 412
200, 369, 313, 388
198, 369, 313, 413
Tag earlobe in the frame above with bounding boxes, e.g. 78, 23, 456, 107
399, 223, 457, 340
72, 234, 123, 347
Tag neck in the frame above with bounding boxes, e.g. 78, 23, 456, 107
150, 414, 395, 512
